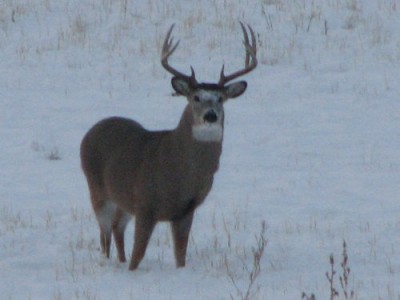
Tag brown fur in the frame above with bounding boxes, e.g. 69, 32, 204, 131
80, 105, 222, 270
81, 23, 256, 271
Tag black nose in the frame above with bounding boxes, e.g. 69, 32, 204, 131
203, 110, 218, 123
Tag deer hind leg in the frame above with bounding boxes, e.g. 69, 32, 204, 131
129, 215, 156, 270
171, 210, 194, 268
85, 178, 115, 259
95, 201, 117, 259
112, 208, 131, 263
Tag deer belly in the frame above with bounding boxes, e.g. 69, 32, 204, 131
170, 198, 197, 221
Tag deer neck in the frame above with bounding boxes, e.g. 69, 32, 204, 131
176, 104, 223, 144
169, 105, 223, 173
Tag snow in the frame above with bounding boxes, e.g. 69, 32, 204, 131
1, 0, 400, 299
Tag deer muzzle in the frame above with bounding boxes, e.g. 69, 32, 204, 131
203, 110, 218, 123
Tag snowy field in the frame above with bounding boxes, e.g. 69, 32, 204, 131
1, 0, 400, 299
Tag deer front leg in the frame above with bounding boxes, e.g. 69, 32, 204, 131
129, 216, 156, 271
171, 211, 194, 268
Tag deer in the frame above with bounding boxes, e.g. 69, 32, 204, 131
80, 22, 257, 271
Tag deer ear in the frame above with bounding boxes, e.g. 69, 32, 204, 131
225, 81, 247, 99
171, 77, 192, 96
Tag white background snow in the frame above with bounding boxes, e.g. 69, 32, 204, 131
1, 0, 399, 299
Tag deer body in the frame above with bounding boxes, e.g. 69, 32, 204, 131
82, 107, 221, 221
80, 23, 257, 270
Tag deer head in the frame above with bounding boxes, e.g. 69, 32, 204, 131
161, 23, 257, 142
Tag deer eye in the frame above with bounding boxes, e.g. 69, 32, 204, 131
193, 95, 200, 102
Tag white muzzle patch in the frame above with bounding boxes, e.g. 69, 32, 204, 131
192, 123, 223, 142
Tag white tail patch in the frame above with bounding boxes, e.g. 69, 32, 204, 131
97, 201, 117, 232
192, 123, 223, 142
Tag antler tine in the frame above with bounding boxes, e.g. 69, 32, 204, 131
218, 22, 257, 86
161, 24, 197, 85
250, 24, 257, 64
244, 22, 257, 67
161, 24, 178, 61
240, 22, 250, 67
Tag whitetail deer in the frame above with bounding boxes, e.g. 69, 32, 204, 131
80, 23, 257, 271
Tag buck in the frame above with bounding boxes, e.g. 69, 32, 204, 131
80, 23, 257, 271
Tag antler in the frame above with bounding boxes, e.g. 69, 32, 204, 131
218, 22, 257, 86
161, 24, 198, 86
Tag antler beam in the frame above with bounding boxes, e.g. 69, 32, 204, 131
161, 24, 197, 86
218, 22, 257, 86
161, 23, 257, 87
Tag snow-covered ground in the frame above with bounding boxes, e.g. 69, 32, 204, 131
1, 0, 399, 299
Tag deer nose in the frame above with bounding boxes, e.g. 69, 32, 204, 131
203, 110, 218, 123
